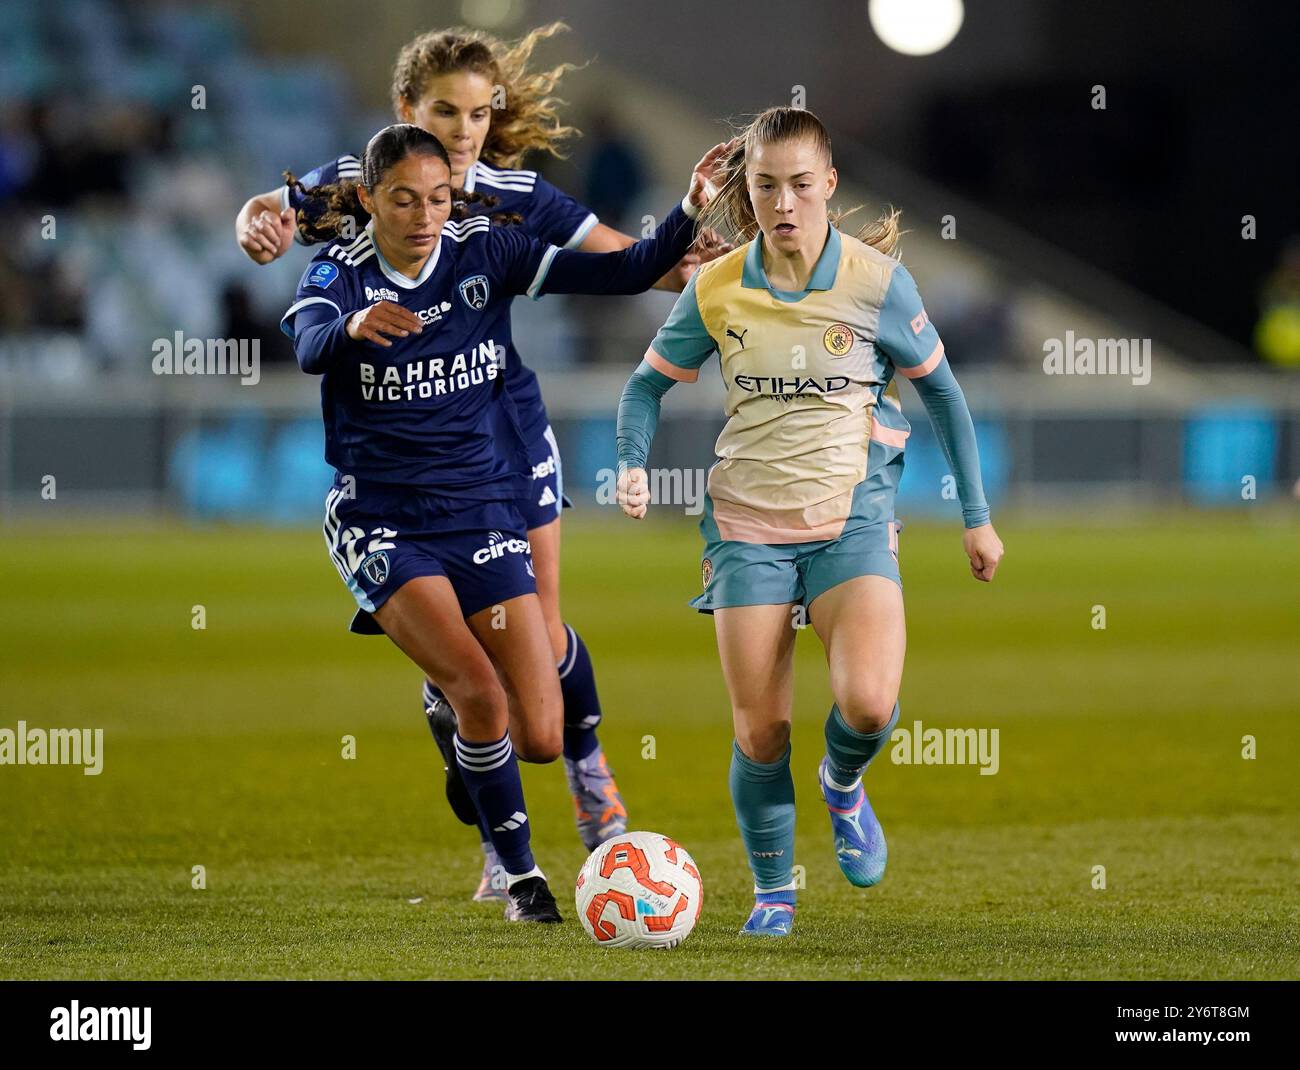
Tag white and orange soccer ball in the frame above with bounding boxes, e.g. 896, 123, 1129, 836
575, 831, 703, 949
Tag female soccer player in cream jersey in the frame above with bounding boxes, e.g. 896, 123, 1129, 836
616, 107, 1004, 936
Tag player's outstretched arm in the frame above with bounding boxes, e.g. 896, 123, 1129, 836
236, 189, 296, 265
526, 201, 697, 298
534, 140, 734, 296
577, 140, 738, 291
579, 223, 733, 293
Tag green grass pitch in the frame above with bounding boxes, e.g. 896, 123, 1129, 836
1, 512, 1297, 979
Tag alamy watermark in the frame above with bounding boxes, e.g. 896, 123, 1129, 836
890, 719, 999, 775
0, 721, 103, 775
152, 332, 260, 386
1043, 332, 1151, 386
597, 467, 708, 515
50, 1001, 150, 1049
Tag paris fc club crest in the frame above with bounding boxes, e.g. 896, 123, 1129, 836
360, 550, 390, 586
458, 274, 490, 311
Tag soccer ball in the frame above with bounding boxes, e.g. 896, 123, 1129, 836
575, 831, 703, 949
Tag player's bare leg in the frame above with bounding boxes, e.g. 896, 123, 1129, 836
528, 515, 571, 664
376, 577, 509, 742
462, 591, 564, 920
807, 575, 906, 887
413, 519, 568, 897
375, 578, 560, 922
714, 602, 799, 936
465, 592, 563, 762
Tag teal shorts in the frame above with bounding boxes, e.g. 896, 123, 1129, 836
690, 515, 902, 614
690, 440, 906, 613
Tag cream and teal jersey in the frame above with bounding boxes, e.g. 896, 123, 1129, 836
617, 223, 989, 544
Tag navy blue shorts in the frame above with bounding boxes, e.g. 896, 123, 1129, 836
517, 424, 573, 530
322, 478, 537, 635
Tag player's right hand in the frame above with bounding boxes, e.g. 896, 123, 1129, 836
346, 301, 424, 346
238, 208, 295, 264
617, 467, 650, 519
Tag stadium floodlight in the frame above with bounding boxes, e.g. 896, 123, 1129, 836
461, 0, 518, 31
868, 0, 965, 56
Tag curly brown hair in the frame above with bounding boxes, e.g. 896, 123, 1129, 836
390, 21, 582, 169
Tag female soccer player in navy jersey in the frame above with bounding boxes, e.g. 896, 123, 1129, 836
282, 122, 722, 921
616, 108, 1005, 936
238, 24, 727, 901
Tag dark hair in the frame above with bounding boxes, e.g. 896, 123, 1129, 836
360, 123, 449, 185
286, 123, 523, 243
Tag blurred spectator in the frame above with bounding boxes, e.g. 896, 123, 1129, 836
0, 0, 351, 379
220, 281, 295, 367
581, 111, 647, 232
925, 269, 1013, 366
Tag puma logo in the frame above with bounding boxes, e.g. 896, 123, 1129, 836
726, 327, 748, 350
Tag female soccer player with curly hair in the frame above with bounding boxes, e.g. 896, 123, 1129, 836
237, 23, 727, 899
616, 107, 1004, 936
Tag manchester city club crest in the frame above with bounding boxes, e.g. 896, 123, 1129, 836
458, 274, 490, 310
823, 322, 854, 356
360, 550, 390, 586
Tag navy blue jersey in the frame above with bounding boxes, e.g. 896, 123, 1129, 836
280, 202, 695, 499
282, 156, 600, 444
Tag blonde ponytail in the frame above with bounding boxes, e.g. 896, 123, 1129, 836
838, 204, 905, 257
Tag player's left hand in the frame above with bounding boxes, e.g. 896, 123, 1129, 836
962, 524, 1004, 582
687, 138, 740, 211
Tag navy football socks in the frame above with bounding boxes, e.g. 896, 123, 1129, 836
558, 624, 603, 761
453, 731, 536, 877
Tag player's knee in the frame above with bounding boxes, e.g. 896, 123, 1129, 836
512, 676, 563, 763
514, 717, 562, 763
441, 668, 508, 738
836, 686, 897, 734
734, 716, 790, 764
515, 733, 562, 764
